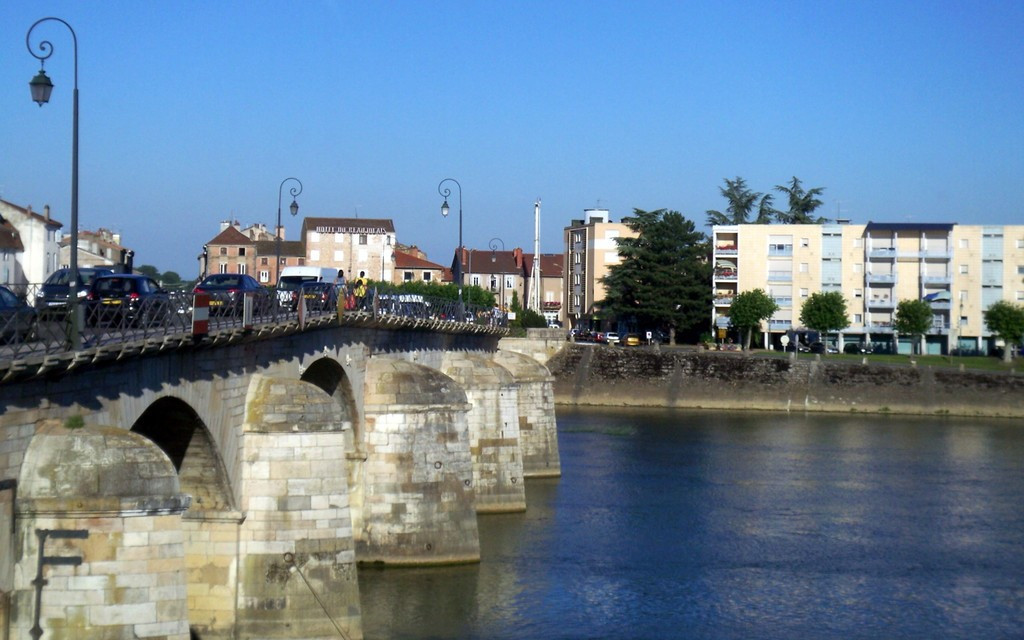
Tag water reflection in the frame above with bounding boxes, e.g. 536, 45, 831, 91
359, 407, 1024, 639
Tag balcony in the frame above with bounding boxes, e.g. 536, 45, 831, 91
715, 244, 738, 256
768, 246, 793, 257
866, 297, 895, 310
868, 247, 897, 259
921, 274, 951, 285
714, 268, 737, 281
772, 296, 792, 307
767, 271, 792, 282
928, 301, 951, 310
866, 273, 897, 285
714, 296, 734, 306
769, 319, 793, 330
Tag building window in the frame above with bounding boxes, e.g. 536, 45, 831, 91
310, 249, 320, 261
854, 263, 863, 273
334, 250, 344, 261
960, 316, 968, 327
573, 232, 582, 243
960, 239, 969, 248
801, 238, 809, 248
310, 232, 321, 242
1017, 239, 1024, 249
574, 253, 581, 264
506, 276, 514, 288
403, 271, 413, 282
854, 238, 863, 248
1017, 291, 1024, 302
359, 234, 368, 245
799, 288, 809, 298
259, 270, 269, 282
471, 275, 480, 286
219, 247, 227, 255
959, 290, 968, 301
423, 272, 432, 282
573, 294, 581, 307
298, 258, 305, 266
959, 264, 968, 274
260, 257, 268, 265
573, 274, 581, 285
238, 247, 246, 256
1017, 265, 1024, 275
335, 233, 344, 242
218, 263, 227, 274
799, 263, 808, 273
854, 313, 862, 323
854, 288, 863, 298
237, 263, 247, 275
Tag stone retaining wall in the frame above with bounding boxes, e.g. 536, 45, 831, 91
548, 345, 1024, 418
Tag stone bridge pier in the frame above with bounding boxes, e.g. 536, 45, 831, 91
0, 323, 559, 639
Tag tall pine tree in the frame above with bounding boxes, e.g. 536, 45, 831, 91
601, 209, 712, 343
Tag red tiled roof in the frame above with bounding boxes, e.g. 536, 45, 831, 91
0, 220, 24, 252
394, 250, 445, 270
207, 226, 254, 245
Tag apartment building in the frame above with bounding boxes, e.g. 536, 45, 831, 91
301, 217, 396, 283
563, 209, 637, 328
712, 222, 1024, 355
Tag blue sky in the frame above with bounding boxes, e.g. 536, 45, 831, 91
1, 0, 1022, 277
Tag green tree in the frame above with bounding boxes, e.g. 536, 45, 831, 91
983, 300, 1024, 363
136, 264, 160, 278
729, 289, 779, 351
705, 177, 776, 226
774, 177, 827, 224
799, 291, 849, 346
601, 208, 712, 344
162, 271, 182, 285
893, 299, 933, 355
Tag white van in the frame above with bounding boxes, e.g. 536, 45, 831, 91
276, 266, 340, 307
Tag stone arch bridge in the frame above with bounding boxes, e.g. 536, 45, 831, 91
0, 314, 559, 640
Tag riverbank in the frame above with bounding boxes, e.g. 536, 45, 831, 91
546, 344, 1024, 419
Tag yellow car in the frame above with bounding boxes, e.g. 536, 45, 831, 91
623, 334, 641, 346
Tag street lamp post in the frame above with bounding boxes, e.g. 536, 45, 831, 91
438, 178, 463, 304
27, 17, 80, 349
275, 177, 302, 285
489, 237, 505, 310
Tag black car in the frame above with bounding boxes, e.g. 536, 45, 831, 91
84, 274, 171, 327
287, 282, 339, 312
0, 285, 37, 343
193, 274, 271, 316
35, 267, 114, 314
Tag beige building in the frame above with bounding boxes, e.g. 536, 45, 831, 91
563, 209, 638, 327
394, 249, 446, 285
301, 217, 396, 282
712, 222, 1024, 355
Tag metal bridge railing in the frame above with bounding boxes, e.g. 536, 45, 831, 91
0, 282, 507, 366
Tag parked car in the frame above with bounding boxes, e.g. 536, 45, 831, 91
34, 267, 114, 314
0, 285, 38, 343
809, 342, 826, 354
604, 332, 620, 345
288, 282, 339, 312
623, 333, 641, 347
844, 342, 874, 355
194, 274, 270, 316
784, 341, 810, 353
84, 274, 171, 327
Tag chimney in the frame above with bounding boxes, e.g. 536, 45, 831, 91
219, 220, 231, 232
513, 247, 524, 268
276, 225, 285, 241
44, 205, 50, 220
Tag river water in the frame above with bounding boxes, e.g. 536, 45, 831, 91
359, 407, 1024, 639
